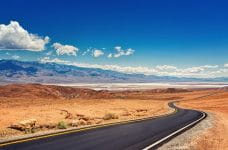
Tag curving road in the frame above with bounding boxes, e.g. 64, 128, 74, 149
0, 102, 206, 150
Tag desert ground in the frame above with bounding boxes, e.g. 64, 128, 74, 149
0, 84, 227, 149
179, 88, 228, 150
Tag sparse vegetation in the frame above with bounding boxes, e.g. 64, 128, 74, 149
23, 128, 38, 134
57, 121, 68, 129
31, 128, 38, 133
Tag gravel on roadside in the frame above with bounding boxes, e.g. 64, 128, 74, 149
158, 112, 214, 150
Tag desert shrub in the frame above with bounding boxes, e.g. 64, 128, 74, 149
103, 113, 119, 120
31, 128, 38, 133
24, 128, 31, 134
57, 121, 68, 129
24, 128, 37, 134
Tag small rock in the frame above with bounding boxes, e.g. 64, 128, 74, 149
103, 113, 119, 120
69, 119, 88, 126
95, 119, 103, 124
80, 116, 90, 121
19, 119, 37, 127
121, 112, 131, 116
75, 113, 84, 118
10, 119, 37, 131
78, 119, 88, 125
69, 120, 80, 127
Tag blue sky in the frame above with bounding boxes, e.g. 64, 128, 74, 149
0, 0, 228, 77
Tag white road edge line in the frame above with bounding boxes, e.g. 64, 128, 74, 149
142, 112, 206, 150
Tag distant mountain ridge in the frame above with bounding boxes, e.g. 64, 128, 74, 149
0, 59, 228, 84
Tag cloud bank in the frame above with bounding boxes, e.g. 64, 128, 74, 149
52, 42, 79, 56
39, 57, 228, 78
0, 21, 49, 51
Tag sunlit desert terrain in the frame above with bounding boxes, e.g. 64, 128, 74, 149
179, 88, 228, 150
0, 84, 227, 149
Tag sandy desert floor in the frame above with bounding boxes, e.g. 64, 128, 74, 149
0, 84, 227, 150
179, 90, 228, 150
0, 98, 171, 140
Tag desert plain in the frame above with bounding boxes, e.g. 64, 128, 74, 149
0, 83, 227, 149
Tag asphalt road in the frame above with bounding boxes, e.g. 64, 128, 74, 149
0, 102, 206, 150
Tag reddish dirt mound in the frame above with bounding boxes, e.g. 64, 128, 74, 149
0, 84, 99, 99
220, 86, 228, 91
0, 84, 190, 100
156, 88, 190, 93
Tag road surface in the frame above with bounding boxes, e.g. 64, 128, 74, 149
0, 102, 206, 150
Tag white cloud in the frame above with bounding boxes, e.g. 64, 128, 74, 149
92, 49, 104, 57
40, 57, 155, 75
0, 21, 49, 51
156, 65, 177, 71
107, 53, 112, 58
82, 48, 91, 56
39, 57, 227, 78
52, 42, 79, 56
46, 51, 53, 56
40, 57, 69, 64
224, 64, 228, 68
182, 65, 218, 73
12, 55, 20, 59
107, 46, 135, 58
203, 65, 219, 69
209, 68, 228, 75
112, 46, 134, 58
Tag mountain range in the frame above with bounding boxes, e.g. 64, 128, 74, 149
0, 59, 228, 84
